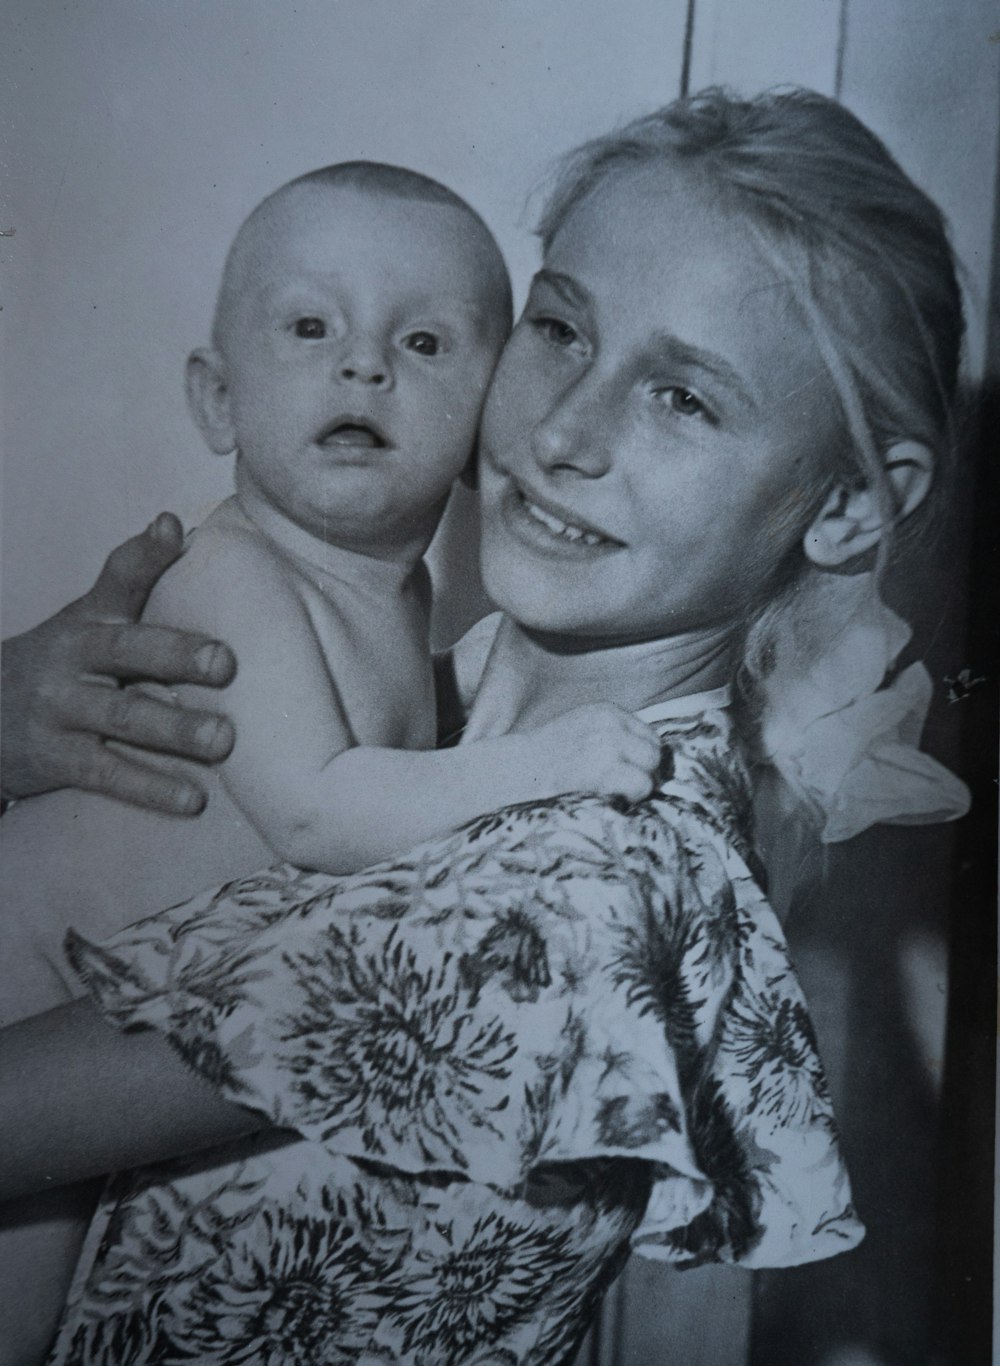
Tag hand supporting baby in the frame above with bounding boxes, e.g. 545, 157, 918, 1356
1, 515, 236, 813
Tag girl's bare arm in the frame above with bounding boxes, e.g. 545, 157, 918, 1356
0, 1000, 267, 1201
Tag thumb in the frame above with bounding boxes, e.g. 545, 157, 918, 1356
86, 513, 186, 620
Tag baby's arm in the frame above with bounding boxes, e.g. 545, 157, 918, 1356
148, 533, 661, 875
300, 703, 660, 872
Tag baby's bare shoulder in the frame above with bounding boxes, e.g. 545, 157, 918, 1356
143, 503, 300, 633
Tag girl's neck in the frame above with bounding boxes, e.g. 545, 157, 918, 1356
464, 617, 737, 740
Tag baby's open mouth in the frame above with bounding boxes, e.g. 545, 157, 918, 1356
316, 418, 389, 449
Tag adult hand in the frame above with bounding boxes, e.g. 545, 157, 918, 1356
2, 514, 236, 813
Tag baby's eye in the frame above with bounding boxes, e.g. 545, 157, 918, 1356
532, 316, 579, 349
402, 331, 440, 356
294, 317, 327, 340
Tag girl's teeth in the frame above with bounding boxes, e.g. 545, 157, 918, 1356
526, 501, 567, 534
524, 499, 603, 545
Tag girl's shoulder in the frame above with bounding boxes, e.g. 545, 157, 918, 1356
648, 699, 760, 872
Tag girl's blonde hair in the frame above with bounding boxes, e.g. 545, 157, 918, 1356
536, 87, 965, 696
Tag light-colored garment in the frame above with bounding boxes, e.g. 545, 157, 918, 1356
51, 694, 862, 1365
758, 568, 969, 842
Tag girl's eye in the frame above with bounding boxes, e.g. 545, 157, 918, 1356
532, 316, 579, 349
294, 317, 327, 340
656, 386, 710, 420
403, 331, 440, 356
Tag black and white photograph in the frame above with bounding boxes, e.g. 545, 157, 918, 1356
1, 2, 996, 1362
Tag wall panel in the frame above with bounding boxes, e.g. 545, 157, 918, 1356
839, 0, 999, 375
686, 0, 842, 96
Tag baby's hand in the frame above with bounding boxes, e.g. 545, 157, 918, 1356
533, 704, 663, 803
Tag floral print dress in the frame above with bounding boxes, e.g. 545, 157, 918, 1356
49, 692, 862, 1366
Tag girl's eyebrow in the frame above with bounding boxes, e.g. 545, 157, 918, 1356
648, 332, 759, 412
530, 269, 591, 310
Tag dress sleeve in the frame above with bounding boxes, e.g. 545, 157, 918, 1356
67, 788, 863, 1270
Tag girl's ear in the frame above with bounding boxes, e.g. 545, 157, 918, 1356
185, 348, 237, 455
803, 440, 934, 568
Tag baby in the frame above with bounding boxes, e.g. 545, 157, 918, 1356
0, 163, 659, 1361
3, 161, 662, 1008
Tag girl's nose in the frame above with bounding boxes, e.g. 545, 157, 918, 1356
530, 377, 612, 478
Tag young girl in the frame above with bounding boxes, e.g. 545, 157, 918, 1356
0, 87, 969, 1365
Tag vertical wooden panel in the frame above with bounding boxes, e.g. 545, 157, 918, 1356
686, 0, 843, 95
838, 0, 1000, 375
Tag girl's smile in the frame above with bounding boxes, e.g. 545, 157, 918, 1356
499, 470, 624, 554
478, 163, 844, 643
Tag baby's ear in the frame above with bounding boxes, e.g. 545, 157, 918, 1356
185, 348, 236, 455
803, 440, 933, 568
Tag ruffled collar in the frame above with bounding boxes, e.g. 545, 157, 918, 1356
636, 686, 731, 725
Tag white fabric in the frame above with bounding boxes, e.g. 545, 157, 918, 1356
760, 570, 969, 843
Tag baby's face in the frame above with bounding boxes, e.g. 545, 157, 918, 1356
215, 184, 507, 555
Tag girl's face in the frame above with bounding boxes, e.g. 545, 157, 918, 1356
478, 164, 843, 642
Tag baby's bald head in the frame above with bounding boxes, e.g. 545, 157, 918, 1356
212, 162, 512, 354
188, 163, 513, 556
